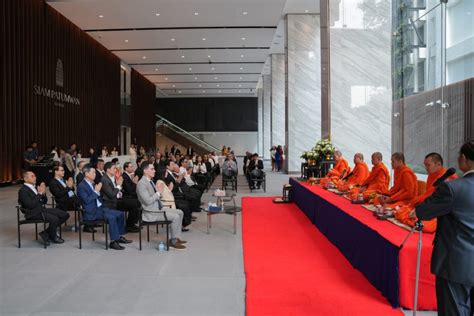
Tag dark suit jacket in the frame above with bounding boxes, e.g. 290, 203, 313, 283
18, 185, 47, 219
94, 169, 104, 185
122, 172, 137, 199
416, 172, 474, 286
75, 172, 84, 185
248, 159, 264, 172
77, 180, 104, 221
135, 166, 144, 180
100, 174, 120, 209
49, 178, 75, 209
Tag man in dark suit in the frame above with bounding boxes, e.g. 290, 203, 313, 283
75, 160, 86, 185
101, 162, 140, 232
416, 141, 474, 316
135, 157, 145, 180
247, 153, 264, 189
77, 166, 131, 250
49, 165, 80, 212
94, 159, 105, 184
18, 171, 69, 245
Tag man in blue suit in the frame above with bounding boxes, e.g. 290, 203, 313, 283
77, 166, 132, 250
416, 141, 474, 316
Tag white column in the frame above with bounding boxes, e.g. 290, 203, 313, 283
262, 75, 272, 159
257, 87, 264, 156
271, 54, 286, 149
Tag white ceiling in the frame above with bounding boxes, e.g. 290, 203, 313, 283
47, 0, 320, 98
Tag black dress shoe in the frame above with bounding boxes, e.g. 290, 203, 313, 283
52, 237, 65, 244
181, 228, 190, 232
117, 236, 132, 244
39, 231, 50, 246
83, 226, 97, 233
126, 226, 140, 233
109, 241, 125, 250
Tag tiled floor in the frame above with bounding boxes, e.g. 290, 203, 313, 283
0, 169, 435, 315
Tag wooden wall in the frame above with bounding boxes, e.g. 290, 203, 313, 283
1, 0, 121, 183
131, 69, 156, 149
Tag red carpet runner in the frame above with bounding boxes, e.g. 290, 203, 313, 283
242, 197, 403, 316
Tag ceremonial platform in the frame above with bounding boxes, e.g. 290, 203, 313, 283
289, 178, 437, 310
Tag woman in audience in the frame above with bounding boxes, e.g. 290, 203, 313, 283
101, 146, 108, 158
193, 155, 208, 186
111, 147, 118, 157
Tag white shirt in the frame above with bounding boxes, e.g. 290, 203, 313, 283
193, 163, 207, 174
24, 183, 38, 195
179, 166, 187, 175
108, 174, 122, 198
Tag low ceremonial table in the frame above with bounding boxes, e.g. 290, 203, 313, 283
289, 178, 437, 310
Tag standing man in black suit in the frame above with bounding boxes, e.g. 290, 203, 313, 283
18, 171, 69, 244
416, 141, 474, 316
101, 162, 140, 232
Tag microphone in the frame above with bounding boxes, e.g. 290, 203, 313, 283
433, 168, 456, 187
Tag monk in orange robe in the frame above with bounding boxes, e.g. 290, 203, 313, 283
394, 152, 457, 233
349, 152, 390, 201
320, 150, 350, 187
337, 153, 369, 192
373, 152, 418, 207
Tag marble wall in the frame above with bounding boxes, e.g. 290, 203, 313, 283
271, 54, 286, 148
285, 14, 322, 172
330, 0, 392, 167
263, 75, 272, 159
257, 87, 264, 156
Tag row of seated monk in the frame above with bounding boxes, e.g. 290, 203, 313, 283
319, 150, 458, 233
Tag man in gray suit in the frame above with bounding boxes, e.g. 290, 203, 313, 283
416, 141, 474, 316
136, 161, 187, 250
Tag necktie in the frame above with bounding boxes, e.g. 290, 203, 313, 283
150, 180, 163, 209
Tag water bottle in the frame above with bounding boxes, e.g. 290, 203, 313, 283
158, 241, 165, 252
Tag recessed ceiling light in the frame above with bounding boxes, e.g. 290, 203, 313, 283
207, 55, 211, 58
178, 91, 182, 93
239, 84, 242, 87
211, 67, 215, 70
155, 13, 160, 16
194, 12, 199, 15
242, 11, 248, 15
165, 77, 168, 80
241, 37, 246, 40
305, 9, 309, 13
199, 84, 202, 87
218, 90, 222, 93
214, 77, 218, 80
98, 15, 104, 18
194, 77, 198, 80
216, 84, 220, 87
172, 84, 176, 87
181, 55, 185, 58
202, 37, 206, 41
240, 67, 244, 70
171, 38, 175, 41
240, 54, 244, 58
202, 90, 206, 93
238, 90, 241, 93
124, 39, 129, 43
239, 77, 243, 80
155, 68, 159, 71
142, 56, 147, 59
189, 67, 193, 71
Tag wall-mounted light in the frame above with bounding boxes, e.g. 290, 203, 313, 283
425, 101, 434, 107
393, 112, 400, 118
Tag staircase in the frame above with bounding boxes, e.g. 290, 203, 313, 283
155, 114, 219, 155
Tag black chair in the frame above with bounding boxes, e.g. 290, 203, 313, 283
222, 173, 238, 192
249, 172, 266, 193
77, 208, 108, 250
16, 206, 48, 249
51, 196, 80, 232
138, 208, 171, 251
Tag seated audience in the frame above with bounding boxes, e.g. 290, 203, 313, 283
49, 165, 80, 212
222, 154, 238, 177
94, 159, 105, 184
75, 160, 86, 185
18, 171, 69, 244
136, 162, 187, 250
247, 153, 264, 189
77, 166, 131, 250
349, 152, 390, 202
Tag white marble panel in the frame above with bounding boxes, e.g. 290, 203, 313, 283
263, 75, 272, 159
330, 0, 392, 166
271, 54, 286, 148
286, 14, 322, 172
257, 87, 264, 156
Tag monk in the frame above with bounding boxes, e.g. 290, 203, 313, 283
373, 152, 418, 207
349, 152, 390, 202
337, 153, 369, 192
320, 150, 350, 187
394, 152, 457, 233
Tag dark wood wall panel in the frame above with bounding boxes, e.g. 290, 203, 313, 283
1, 0, 121, 183
131, 69, 156, 149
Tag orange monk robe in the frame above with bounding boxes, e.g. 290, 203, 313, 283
395, 167, 458, 233
349, 163, 390, 201
372, 165, 418, 207
320, 158, 351, 187
337, 161, 370, 192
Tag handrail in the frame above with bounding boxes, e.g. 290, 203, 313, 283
155, 114, 220, 152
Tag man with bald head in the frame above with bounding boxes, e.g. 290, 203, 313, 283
350, 152, 390, 201
337, 153, 369, 192
320, 150, 350, 187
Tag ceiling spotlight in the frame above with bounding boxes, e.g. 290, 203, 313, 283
155, 13, 160, 16
239, 77, 243, 80
214, 77, 218, 80
142, 56, 147, 59
181, 55, 185, 58
172, 84, 176, 87
178, 91, 182, 94
155, 68, 159, 71
218, 90, 222, 93
238, 90, 241, 93
240, 54, 244, 58
242, 11, 248, 15
199, 84, 202, 87
239, 84, 242, 87
202, 37, 206, 41
207, 55, 211, 58
240, 67, 244, 70
216, 84, 220, 87
165, 77, 168, 80
241, 37, 246, 41
124, 39, 129, 43
98, 15, 104, 18
194, 77, 198, 80
305, 9, 309, 13
171, 38, 175, 41
189, 67, 193, 71
202, 90, 206, 93
194, 12, 199, 15
211, 67, 215, 70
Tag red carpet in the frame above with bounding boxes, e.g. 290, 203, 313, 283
242, 197, 403, 316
